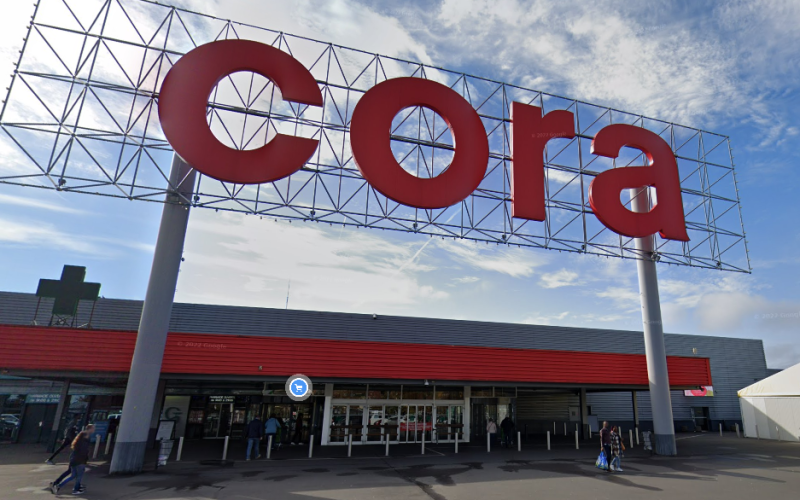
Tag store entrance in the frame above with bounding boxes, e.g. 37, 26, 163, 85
203, 403, 233, 438
261, 402, 315, 445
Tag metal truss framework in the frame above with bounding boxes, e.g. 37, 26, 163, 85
0, 0, 751, 273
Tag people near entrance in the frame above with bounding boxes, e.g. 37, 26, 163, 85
610, 425, 625, 472
245, 415, 263, 460
291, 413, 304, 445
500, 416, 515, 448
45, 418, 80, 465
50, 424, 94, 495
486, 418, 498, 447
264, 414, 280, 450
599, 421, 613, 473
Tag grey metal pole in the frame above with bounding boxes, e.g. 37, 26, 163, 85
47, 379, 71, 453
110, 155, 196, 474
630, 187, 677, 456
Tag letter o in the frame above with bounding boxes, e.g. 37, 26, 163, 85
350, 78, 489, 209
158, 40, 323, 184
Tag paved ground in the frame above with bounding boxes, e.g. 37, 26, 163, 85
2, 434, 799, 499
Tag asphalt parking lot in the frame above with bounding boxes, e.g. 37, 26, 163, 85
2, 434, 799, 499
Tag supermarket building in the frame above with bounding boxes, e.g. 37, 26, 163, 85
0, 291, 769, 447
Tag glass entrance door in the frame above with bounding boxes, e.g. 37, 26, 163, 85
400, 405, 433, 443
203, 404, 233, 438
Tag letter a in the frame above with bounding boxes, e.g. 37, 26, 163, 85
589, 124, 689, 241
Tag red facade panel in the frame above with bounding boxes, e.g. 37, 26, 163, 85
0, 324, 712, 386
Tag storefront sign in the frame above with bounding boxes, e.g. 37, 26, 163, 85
684, 386, 714, 397
25, 394, 61, 404
159, 39, 689, 242
209, 396, 235, 403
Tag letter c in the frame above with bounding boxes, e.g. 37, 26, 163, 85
158, 40, 323, 184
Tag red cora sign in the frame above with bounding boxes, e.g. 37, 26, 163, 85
158, 40, 689, 242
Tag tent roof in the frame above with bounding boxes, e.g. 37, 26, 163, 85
738, 362, 800, 398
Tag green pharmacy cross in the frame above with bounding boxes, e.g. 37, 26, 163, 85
35, 265, 101, 327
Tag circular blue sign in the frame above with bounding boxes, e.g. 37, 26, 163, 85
285, 374, 313, 401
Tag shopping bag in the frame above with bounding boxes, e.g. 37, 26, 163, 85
596, 451, 608, 470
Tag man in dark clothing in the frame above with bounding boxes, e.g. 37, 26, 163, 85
599, 421, 613, 472
45, 418, 79, 465
245, 416, 263, 460
51, 424, 94, 495
500, 416, 515, 448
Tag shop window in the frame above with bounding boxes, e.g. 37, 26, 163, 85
471, 387, 493, 397
367, 385, 402, 399
402, 386, 433, 400
496, 387, 517, 397
333, 385, 366, 399
435, 387, 464, 400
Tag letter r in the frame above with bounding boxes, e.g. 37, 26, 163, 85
510, 102, 575, 221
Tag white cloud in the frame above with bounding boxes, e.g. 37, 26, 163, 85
437, 239, 546, 278
539, 268, 580, 289
453, 276, 480, 284
176, 210, 448, 312
0, 193, 86, 214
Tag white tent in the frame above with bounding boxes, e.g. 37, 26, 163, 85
738, 363, 800, 441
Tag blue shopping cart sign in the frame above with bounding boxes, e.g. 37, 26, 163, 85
286, 374, 313, 401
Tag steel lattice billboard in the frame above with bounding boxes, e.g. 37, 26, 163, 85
0, 0, 750, 272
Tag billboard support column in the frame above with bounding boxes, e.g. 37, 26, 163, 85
631, 187, 677, 456
46, 379, 71, 452
110, 155, 196, 474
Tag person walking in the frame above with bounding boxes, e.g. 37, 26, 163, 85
500, 416, 515, 448
264, 414, 280, 451
45, 418, 79, 465
610, 425, 626, 472
599, 421, 613, 473
49, 424, 94, 495
245, 415, 263, 460
486, 418, 498, 448
292, 413, 305, 445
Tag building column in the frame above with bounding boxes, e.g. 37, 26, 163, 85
320, 384, 333, 445
463, 386, 471, 443
46, 380, 71, 452
147, 379, 167, 449
580, 388, 589, 440
109, 155, 196, 474
631, 187, 677, 456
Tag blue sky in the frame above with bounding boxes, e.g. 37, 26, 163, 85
1, 0, 798, 368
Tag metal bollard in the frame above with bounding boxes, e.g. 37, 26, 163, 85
267, 435, 273, 459
564, 423, 567, 436
421, 432, 425, 455
554, 422, 556, 435
104, 432, 114, 456
93, 434, 101, 459
385, 436, 389, 457
547, 431, 550, 451
635, 427, 640, 445
222, 435, 229, 461
574, 430, 579, 450
755, 424, 759, 440
719, 424, 723, 437
487, 432, 490, 452
517, 431, 521, 451
309, 435, 314, 458
176, 436, 184, 461
348, 434, 353, 457
735, 423, 740, 438
589, 424, 592, 439
455, 432, 459, 454
629, 429, 634, 448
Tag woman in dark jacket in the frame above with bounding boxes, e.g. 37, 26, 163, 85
50, 424, 94, 495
